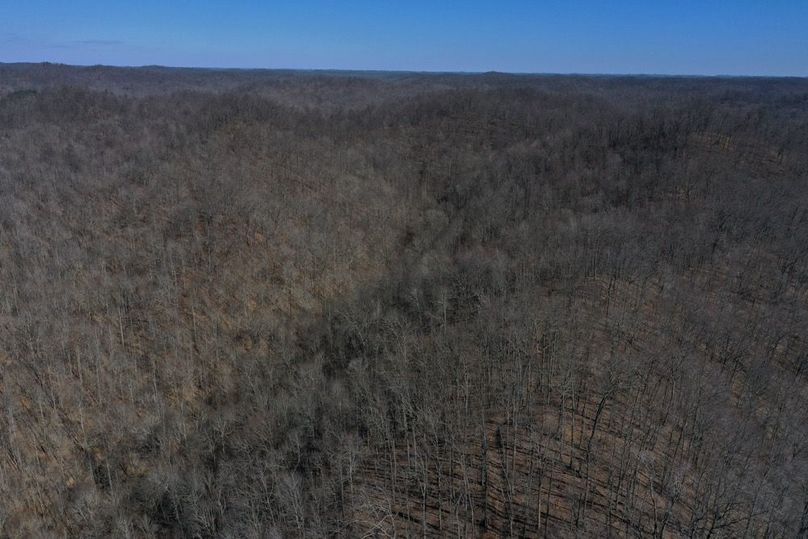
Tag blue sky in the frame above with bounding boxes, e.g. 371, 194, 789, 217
1, 1, 806, 75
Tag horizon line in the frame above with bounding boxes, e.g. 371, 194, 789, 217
2, 61, 806, 80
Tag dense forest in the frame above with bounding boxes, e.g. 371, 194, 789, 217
1, 63, 807, 537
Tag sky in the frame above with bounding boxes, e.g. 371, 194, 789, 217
1, 1, 806, 76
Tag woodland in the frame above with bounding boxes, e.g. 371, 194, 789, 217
1, 63, 807, 537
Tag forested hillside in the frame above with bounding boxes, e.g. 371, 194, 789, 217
1, 64, 807, 537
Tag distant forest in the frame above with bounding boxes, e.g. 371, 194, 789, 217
1, 63, 807, 537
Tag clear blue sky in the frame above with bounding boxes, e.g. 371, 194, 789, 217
1, 1, 806, 75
